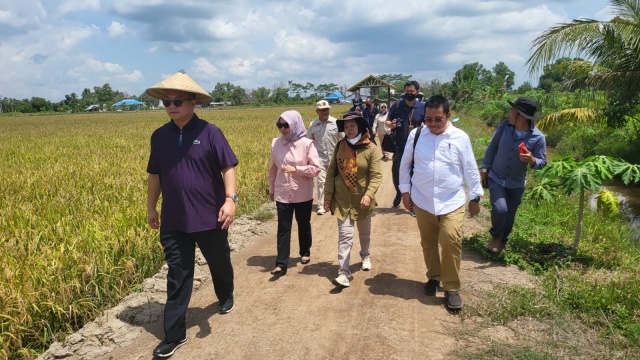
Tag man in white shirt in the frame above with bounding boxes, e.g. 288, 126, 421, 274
307, 100, 343, 214
399, 95, 483, 310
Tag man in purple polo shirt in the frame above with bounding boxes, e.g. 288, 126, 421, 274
145, 70, 239, 358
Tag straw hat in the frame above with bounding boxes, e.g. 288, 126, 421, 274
146, 70, 213, 104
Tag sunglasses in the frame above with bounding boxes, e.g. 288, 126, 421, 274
162, 99, 193, 107
276, 122, 290, 129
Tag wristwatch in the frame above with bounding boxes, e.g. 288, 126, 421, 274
226, 194, 239, 203
471, 196, 481, 203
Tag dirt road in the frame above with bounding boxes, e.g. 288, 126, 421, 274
40, 158, 534, 360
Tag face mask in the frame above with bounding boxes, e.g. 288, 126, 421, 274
404, 93, 416, 101
347, 133, 362, 144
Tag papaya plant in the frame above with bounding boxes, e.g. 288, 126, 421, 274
526, 155, 640, 252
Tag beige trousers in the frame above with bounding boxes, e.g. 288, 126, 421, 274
414, 204, 465, 291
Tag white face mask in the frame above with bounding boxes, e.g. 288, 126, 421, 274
347, 133, 362, 145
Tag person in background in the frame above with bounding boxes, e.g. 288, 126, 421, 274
386, 81, 426, 207
324, 112, 382, 287
146, 70, 238, 358
399, 95, 483, 310
373, 103, 390, 160
268, 110, 321, 276
480, 97, 546, 253
307, 100, 343, 215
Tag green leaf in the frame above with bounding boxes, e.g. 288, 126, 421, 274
539, 157, 577, 178
561, 166, 602, 195
595, 189, 620, 218
525, 181, 558, 205
584, 155, 620, 179
614, 162, 640, 185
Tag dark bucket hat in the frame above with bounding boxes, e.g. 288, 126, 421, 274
337, 111, 369, 133
507, 97, 538, 121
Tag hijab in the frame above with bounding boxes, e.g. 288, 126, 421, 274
277, 110, 307, 144
337, 130, 370, 193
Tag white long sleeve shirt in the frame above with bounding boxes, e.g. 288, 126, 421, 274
399, 123, 483, 215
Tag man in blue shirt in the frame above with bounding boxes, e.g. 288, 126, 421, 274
385, 81, 426, 207
146, 70, 239, 358
480, 97, 546, 253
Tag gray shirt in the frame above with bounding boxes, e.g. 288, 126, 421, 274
307, 116, 342, 165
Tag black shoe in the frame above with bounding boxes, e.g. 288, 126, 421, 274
424, 279, 440, 296
152, 338, 187, 358
444, 290, 464, 310
392, 194, 402, 208
219, 293, 235, 314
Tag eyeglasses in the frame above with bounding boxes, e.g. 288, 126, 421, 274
276, 122, 290, 129
162, 99, 192, 107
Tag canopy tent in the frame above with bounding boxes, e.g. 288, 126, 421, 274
324, 91, 345, 103
113, 99, 143, 106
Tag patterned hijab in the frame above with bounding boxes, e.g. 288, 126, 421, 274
337, 118, 371, 193
278, 110, 307, 144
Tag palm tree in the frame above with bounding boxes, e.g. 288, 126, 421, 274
526, 0, 640, 130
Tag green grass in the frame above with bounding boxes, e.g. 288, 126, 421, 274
458, 109, 640, 357
0, 105, 351, 359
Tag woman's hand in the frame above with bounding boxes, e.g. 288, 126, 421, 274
282, 164, 296, 173
324, 200, 331, 212
360, 195, 371, 209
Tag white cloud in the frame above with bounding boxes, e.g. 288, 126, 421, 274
107, 21, 132, 38
55, 0, 100, 15
192, 58, 219, 77
273, 29, 340, 59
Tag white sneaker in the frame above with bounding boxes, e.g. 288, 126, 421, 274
333, 274, 350, 287
361, 256, 371, 271
317, 208, 326, 215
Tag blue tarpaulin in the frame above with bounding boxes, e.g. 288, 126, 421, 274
113, 99, 143, 106
324, 91, 344, 101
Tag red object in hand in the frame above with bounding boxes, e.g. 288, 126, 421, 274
519, 142, 527, 154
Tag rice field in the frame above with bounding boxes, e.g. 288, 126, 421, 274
0, 104, 351, 359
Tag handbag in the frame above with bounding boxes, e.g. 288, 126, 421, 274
381, 133, 396, 153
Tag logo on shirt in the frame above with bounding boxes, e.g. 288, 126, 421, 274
193, 140, 201, 145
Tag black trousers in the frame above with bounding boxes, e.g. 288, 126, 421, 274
160, 229, 234, 342
392, 149, 404, 198
275, 200, 313, 268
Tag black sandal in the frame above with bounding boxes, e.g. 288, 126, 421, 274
270, 267, 287, 275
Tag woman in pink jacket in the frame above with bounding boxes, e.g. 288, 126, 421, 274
268, 110, 321, 276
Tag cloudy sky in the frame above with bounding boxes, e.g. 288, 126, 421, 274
0, 0, 612, 102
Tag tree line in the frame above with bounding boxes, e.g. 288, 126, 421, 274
0, 58, 609, 114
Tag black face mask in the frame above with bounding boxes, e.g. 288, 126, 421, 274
404, 93, 416, 101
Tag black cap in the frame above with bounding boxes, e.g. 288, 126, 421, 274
337, 111, 369, 134
507, 97, 538, 121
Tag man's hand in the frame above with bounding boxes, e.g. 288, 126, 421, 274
518, 147, 536, 166
218, 199, 236, 229
148, 209, 159, 229
402, 193, 413, 212
360, 195, 371, 209
468, 201, 480, 218
270, 193, 274, 201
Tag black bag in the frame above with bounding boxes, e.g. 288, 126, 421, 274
381, 133, 396, 153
